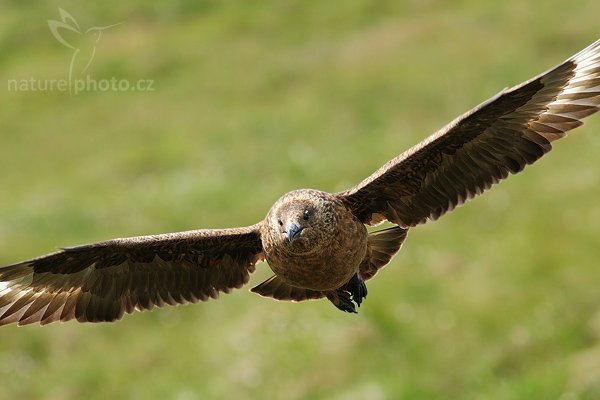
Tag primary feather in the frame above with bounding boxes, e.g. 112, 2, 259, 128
340, 39, 600, 227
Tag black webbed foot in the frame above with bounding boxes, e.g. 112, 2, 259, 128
327, 291, 357, 313
347, 272, 368, 307
326, 273, 368, 314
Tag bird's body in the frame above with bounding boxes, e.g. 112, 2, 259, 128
1, 39, 600, 325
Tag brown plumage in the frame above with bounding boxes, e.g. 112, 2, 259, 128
1, 39, 599, 325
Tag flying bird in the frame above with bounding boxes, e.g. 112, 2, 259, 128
1, 39, 599, 326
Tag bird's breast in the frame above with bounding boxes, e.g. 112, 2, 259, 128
265, 216, 368, 292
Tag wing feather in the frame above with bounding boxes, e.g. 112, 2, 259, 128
0, 224, 264, 326
339, 39, 600, 226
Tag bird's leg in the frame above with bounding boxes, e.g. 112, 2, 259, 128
327, 290, 357, 313
326, 273, 368, 313
347, 272, 367, 307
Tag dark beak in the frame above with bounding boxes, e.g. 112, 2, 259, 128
286, 223, 303, 243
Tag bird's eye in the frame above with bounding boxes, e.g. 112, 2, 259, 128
278, 219, 283, 226
303, 210, 310, 221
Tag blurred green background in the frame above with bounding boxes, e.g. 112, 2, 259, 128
1, 1, 599, 399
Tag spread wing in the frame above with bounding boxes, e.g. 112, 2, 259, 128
0, 225, 264, 326
339, 39, 600, 227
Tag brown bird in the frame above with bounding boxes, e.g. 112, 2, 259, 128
1, 39, 599, 326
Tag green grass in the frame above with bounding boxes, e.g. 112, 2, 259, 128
1, 1, 600, 399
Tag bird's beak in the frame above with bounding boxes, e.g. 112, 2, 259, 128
286, 223, 303, 243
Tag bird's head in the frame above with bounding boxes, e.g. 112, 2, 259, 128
265, 189, 339, 255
